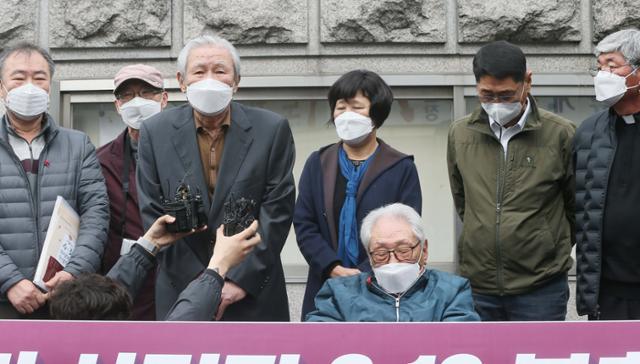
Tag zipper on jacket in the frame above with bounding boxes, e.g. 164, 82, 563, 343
495, 146, 507, 295
369, 274, 422, 322
33, 141, 51, 261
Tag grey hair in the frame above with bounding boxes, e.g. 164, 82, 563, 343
177, 34, 241, 82
0, 42, 55, 80
596, 28, 640, 66
360, 203, 425, 251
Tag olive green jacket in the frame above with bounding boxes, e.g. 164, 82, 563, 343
447, 96, 575, 295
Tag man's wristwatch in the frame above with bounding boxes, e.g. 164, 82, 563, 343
136, 237, 160, 256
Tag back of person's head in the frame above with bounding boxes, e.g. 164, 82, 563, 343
49, 274, 132, 320
472, 41, 527, 82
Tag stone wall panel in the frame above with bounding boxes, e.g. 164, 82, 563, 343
321, 0, 446, 43
183, 0, 308, 44
0, 0, 37, 47
593, 0, 640, 42
458, 0, 581, 43
49, 0, 171, 48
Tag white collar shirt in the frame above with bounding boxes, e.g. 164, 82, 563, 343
489, 99, 531, 158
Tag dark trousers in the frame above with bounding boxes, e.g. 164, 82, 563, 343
472, 274, 569, 321
592, 280, 640, 320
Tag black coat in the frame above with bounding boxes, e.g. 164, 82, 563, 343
574, 109, 617, 316
137, 102, 295, 321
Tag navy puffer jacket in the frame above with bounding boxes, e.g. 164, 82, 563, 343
574, 109, 617, 316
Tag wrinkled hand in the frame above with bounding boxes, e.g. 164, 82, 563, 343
330, 265, 361, 278
210, 221, 259, 320
215, 281, 247, 320
208, 220, 260, 276
44, 270, 74, 291
7, 279, 48, 314
143, 215, 207, 248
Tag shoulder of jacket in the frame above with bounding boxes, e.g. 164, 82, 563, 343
144, 104, 190, 130
51, 127, 92, 149
536, 108, 576, 133
450, 113, 474, 129
428, 269, 469, 289
327, 273, 367, 290
577, 109, 610, 132
236, 102, 286, 124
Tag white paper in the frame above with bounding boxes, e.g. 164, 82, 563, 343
33, 196, 79, 291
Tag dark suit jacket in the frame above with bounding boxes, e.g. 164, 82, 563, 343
294, 140, 422, 318
137, 102, 295, 321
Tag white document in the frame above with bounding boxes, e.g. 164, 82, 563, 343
33, 196, 80, 291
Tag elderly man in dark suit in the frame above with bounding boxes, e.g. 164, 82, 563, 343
136, 34, 295, 321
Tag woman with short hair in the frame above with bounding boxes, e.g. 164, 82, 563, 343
294, 69, 422, 319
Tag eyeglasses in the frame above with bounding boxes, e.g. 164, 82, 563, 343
477, 85, 524, 103
116, 88, 163, 102
588, 63, 632, 77
369, 241, 420, 265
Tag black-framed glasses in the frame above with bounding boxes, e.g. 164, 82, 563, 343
369, 241, 421, 265
116, 88, 163, 102
477, 85, 524, 103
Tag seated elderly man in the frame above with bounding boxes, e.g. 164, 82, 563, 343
306, 203, 480, 322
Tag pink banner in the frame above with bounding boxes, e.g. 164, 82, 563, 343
0, 320, 638, 363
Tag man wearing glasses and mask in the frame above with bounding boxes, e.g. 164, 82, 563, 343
305, 203, 479, 322
575, 28, 640, 320
97, 64, 169, 320
447, 41, 575, 321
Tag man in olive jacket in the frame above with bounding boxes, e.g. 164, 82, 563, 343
447, 41, 575, 321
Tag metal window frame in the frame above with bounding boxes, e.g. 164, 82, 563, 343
58, 73, 593, 276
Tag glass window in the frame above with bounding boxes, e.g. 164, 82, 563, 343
73, 102, 125, 147
243, 99, 456, 272
70, 97, 456, 278
464, 96, 605, 126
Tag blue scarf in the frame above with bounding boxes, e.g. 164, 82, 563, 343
337, 146, 375, 267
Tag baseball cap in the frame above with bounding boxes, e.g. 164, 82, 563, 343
113, 64, 164, 93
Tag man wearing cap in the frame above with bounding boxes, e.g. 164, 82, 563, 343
96, 64, 168, 320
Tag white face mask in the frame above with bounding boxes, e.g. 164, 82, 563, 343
2, 83, 50, 120
186, 78, 233, 116
119, 97, 162, 129
373, 262, 421, 294
480, 87, 526, 127
593, 68, 639, 107
334, 111, 373, 145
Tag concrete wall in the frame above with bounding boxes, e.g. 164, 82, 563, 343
1, 0, 638, 79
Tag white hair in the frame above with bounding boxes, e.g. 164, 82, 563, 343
360, 203, 425, 251
596, 28, 640, 66
177, 34, 241, 81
